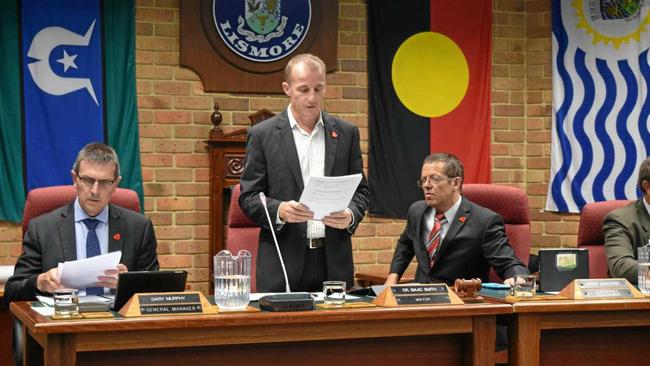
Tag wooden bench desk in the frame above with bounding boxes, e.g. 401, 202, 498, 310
11, 300, 510, 366
508, 298, 650, 366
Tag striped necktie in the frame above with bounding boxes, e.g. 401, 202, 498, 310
83, 218, 104, 296
426, 213, 446, 268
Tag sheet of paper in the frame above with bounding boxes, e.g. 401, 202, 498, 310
31, 303, 54, 317
299, 174, 362, 220
0, 265, 14, 283
57, 251, 121, 289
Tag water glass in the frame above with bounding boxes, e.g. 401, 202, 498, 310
323, 280, 346, 306
53, 288, 80, 317
513, 274, 536, 298
214, 249, 251, 310
638, 246, 650, 294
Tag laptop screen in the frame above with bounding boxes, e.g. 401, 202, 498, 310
112, 270, 188, 311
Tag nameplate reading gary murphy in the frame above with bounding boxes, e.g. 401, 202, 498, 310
391, 284, 451, 305
138, 293, 203, 315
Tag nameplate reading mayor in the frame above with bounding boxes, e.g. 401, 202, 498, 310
391, 284, 451, 305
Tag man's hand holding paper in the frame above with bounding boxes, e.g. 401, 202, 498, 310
298, 174, 362, 220
57, 251, 122, 290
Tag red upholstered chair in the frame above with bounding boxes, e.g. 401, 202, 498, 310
22, 185, 141, 235
15, 185, 140, 366
576, 200, 633, 278
226, 184, 260, 292
463, 184, 532, 282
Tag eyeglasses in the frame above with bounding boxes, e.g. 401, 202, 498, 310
76, 175, 115, 190
417, 175, 452, 188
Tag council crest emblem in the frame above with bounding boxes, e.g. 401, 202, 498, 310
213, 0, 311, 62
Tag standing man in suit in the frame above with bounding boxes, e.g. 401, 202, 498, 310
239, 53, 369, 293
385, 153, 527, 286
5, 142, 159, 303
604, 157, 650, 283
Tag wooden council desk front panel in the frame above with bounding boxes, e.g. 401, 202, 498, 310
509, 299, 650, 366
11, 301, 509, 366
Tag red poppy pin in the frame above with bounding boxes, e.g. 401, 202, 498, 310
113, 233, 121, 241
330, 130, 338, 138
458, 216, 466, 223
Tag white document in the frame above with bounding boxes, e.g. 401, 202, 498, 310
299, 174, 362, 220
57, 251, 121, 289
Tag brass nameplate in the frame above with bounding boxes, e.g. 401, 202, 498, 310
372, 283, 464, 307
119, 291, 218, 317
392, 285, 451, 305
560, 279, 644, 300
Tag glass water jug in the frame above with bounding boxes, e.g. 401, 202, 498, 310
214, 249, 252, 310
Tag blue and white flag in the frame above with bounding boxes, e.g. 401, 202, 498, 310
0, 0, 143, 222
547, 0, 650, 212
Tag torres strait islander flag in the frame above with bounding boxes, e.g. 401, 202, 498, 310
368, 0, 492, 218
0, 0, 143, 222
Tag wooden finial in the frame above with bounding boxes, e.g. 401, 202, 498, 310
211, 102, 223, 131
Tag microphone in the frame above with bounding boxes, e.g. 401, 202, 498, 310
259, 192, 291, 293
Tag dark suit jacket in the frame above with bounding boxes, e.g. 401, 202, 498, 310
389, 197, 527, 285
239, 109, 369, 292
5, 202, 159, 303
603, 199, 650, 283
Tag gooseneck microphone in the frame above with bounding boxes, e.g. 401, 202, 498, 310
259, 192, 291, 293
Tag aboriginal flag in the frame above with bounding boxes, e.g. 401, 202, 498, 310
368, 0, 492, 218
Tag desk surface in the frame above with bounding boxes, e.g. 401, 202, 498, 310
505, 297, 650, 366
12, 301, 510, 366
12, 300, 510, 335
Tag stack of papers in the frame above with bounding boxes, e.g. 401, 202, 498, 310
57, 251, 121, 288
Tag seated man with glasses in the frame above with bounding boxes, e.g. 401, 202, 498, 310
385, 152, 528, 287
5, 142, 159, 302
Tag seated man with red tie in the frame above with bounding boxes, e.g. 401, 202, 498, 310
385, 152, 528, 287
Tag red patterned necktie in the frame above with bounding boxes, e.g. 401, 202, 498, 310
426, 213, 446, 268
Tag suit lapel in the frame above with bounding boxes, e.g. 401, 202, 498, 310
323, 113, 338, 176
108, 205, 124, 253
434, 197, 471, 262
59, 203, 77, 261
274, 111, 304, 191
636, 199, 650, 244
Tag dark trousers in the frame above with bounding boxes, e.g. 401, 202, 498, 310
293, 247, 327, 292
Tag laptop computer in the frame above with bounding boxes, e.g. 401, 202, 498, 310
111, 270, 188, 311
538, 248, 589, 292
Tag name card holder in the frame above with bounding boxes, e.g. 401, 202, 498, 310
119, 291, 218, 317
372, 283, 464, 307
559, 278, 644, 300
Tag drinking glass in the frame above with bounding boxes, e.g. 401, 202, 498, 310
53, 288, 80, 317
323, 281, 346, 306
638, 246, 650, 294
513, 275, 536, 297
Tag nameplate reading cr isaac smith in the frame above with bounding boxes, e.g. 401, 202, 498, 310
391, 285, 451, 305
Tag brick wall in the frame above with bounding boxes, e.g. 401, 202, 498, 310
0, 0, 576, 293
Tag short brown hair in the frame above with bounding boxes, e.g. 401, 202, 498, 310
284, 53, 326, 83
72, 142, 121, 180
423, 152, 464, 183
638, 157, 650, 193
